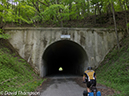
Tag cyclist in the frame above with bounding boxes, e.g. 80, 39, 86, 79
83, 67, 96, 93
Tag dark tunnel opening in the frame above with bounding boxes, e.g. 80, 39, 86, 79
42, 40, 88, 76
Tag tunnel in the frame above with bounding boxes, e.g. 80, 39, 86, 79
42, 40, 88, 76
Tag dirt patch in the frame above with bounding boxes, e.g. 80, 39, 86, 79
36, 78, 51, 92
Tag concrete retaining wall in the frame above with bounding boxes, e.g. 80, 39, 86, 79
4, 27, 125, 77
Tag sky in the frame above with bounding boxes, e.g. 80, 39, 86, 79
8, 0, 18, 5
0, 0, 18, 5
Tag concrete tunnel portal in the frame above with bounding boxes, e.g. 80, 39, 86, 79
42, 40, 88, 76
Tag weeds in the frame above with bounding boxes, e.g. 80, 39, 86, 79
0, 29, 9, 39
96, 37, 129, 95
0, 47, 44, 94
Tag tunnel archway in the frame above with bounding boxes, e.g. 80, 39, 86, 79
42, 40, 88, 76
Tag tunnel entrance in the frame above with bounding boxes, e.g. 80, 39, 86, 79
42, 40, 88, 76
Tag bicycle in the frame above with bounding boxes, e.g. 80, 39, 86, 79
89, 83, 97, 95
83, 81, 98, 96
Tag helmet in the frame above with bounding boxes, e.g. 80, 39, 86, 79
87, 67, 92, 70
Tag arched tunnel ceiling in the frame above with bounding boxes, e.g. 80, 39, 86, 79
43, 40, 88, 76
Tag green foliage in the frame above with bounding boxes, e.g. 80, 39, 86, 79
17, 3, 36, 23
0, 0, 35, 25
0, 29, 9, 39
41, 4, 69, 23
0, 48, 44, 93
0, 0, 128, 26
127, 23, 129, 27
96, 37, 129, 95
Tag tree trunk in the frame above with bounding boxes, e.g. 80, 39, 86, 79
93, 6, 97, 25
69, 3, 72, 20
97, 4, 101, 15
87, 0, 90, 16
15, 2, 18, 23
59, 9, 63, 27
75, 2, 79, 20
83, 1, 87, 24
18, 2, 21, 25
111, 1, 120, 49
108, 3, 112, 13
123, 2, 129, 35
81, 2, 85, 18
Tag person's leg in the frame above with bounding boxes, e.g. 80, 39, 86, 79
87, 88, 91, 92
87, 82, 91, 92
93, 80, 96, 86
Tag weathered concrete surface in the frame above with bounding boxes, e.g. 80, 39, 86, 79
4, 27, 125, 77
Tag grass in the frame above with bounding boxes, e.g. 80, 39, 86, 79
96, 37, 129, 96
0, 30, 129, 96
0, 39, 44, 96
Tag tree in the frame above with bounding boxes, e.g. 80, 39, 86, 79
41, 4, 69, 26
0, 0, 128, 29
111, 0, 120, 49
0, 0, 35, 28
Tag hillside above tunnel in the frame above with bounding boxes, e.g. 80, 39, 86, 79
4, 10, 129, 29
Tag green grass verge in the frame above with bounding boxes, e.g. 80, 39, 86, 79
96, 37, 129, 96
0, 48, 44, 96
